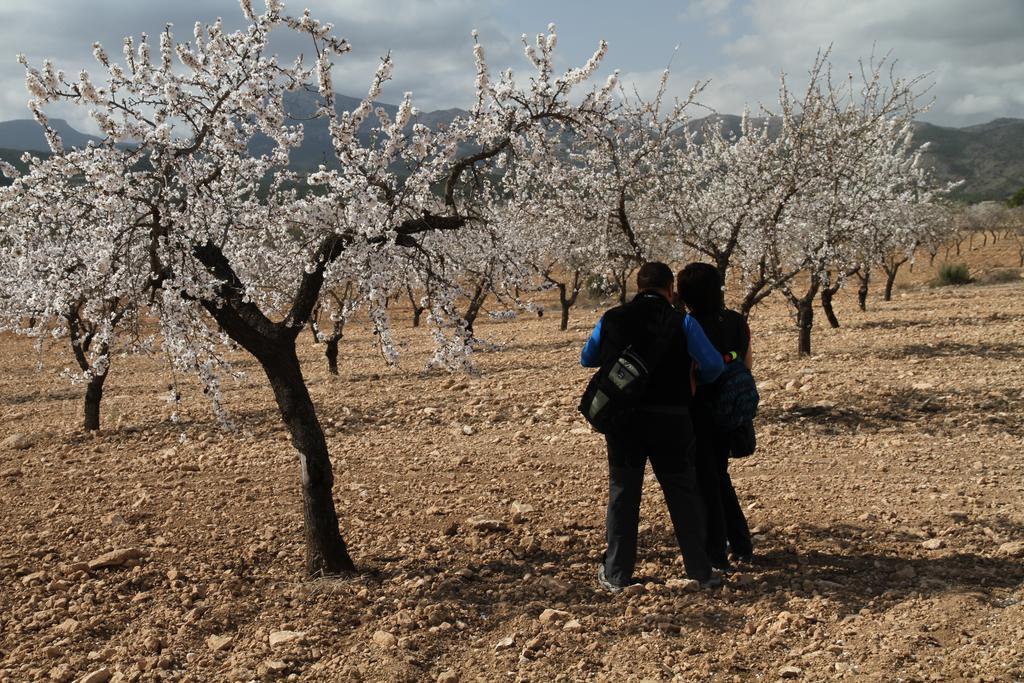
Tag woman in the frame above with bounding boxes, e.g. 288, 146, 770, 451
675, 262, 754, 569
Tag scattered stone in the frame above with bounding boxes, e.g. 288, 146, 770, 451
1, 467, 23, 478
78, 669, 111, 683
467, 518, 509, 532
443, 522, 459, 536
54, 618, 80, 635
562, 619, 583, 632
268, 630, 305, 647
87, 548, 145, 570
998, 541, 1024, 558
495, 635, 516, 651
206, 634, 233, 652
372, 630, 398, 648
101, 512, 128, 527
785, 379, 802, 392
1, 433, 34, 450
49, 665, 73, 683
538, 608, 571, 624
922, 538, 944, 550
780, 665, 803, 679
666, 578, 700, 592
510, 501, 534, 523
21, 570, 45, 585
437, 670, 459, 683
621, 583, 645, 597
263, 660, 288, 675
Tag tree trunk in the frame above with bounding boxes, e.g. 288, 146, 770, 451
797, 298, 814, 356
821, 287, 840, 329
857, 269, 870, 311
789, 276, 821, 357
556, 271, 581, 332
463, 283, 488, 337
83, 371, 107, 431
406, 285, 426, 328
883, 265, 900, 302
325, 338, 340, 375
261, 343, 354, 576
559, 295, 571, 331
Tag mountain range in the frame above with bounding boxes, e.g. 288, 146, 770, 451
2, 90, 1021, 203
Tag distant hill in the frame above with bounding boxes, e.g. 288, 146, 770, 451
1, 98, 1020, 202
0, 118, 101, 152
683, 113, 1024, 203
912, 118, 1024, 203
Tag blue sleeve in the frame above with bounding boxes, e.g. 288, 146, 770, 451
684, 314, 724, 384
580, 318, 603, 367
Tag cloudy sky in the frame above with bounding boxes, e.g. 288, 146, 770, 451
0, 0, 1021, 129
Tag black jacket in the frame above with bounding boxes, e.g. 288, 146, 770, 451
597, 292, 692, 408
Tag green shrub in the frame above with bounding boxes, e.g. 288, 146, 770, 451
934, 262, 972, 286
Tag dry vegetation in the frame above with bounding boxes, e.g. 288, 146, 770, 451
1, 244, 1023, 683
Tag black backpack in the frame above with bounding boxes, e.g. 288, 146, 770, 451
578, 309, 677, 434
709, 360, 759, 458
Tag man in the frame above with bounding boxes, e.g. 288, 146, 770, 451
581, 262, 725, 591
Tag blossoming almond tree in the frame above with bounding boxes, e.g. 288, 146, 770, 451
11, 3, 617, 575
0, 153, 146, 431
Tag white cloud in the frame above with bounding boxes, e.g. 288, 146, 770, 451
713, 0, 1024, 125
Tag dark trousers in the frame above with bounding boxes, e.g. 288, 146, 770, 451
694, 419, 753, 563
604, 409, 712, 583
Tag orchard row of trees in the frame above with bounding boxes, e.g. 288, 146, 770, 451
0, 2, 988, 575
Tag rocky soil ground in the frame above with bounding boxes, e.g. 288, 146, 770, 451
1, 245, 1023, 683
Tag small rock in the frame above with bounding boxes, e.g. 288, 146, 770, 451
461, 425, 475, 436
467, 518, 509, 532
268, 630, 305, 647
78, 669, 111, 683
2, 433, 35, 450
87, 548, 145, 570
510, 501, 534, 524
998, 540, 1024, 557
54, 618, 80, 635
101, 512, 128, 527
666, 578, 700, 592
206, 634, 233, 652
621, 583, 645, 596
780, 665, 803, 679
437, 671, 459, 683
372, 630, 398, 648
48, 665, 73, 683
21, 570, 45, 585
922, 538, 944, 550
538, 608, 571, 624
263, 660, 288, 674
562, 619, 583, 632
785, 379, 802, 392
495, 635, 516, 651
1, 467, 23, 478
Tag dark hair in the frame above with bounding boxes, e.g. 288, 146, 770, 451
676, 262, 724, 314
636, 262, 673, 292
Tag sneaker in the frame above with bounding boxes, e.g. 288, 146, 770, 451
597, 564, 627, 594
699, 568, 724, 589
